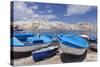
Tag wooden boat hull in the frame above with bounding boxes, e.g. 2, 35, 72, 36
11, 50, 32, 59
11, 43, 51, 59
60, 43, 87, 55
32, 46, 59, 62
89, 43, 97, 52
89, 39, 97, 43
57, 33, 88, 55
60, 50, 87, 63
12, 43, 51, 52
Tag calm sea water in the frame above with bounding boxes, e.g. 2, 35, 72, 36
31, 30, 97, 36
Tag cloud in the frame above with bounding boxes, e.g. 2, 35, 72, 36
47, 10, 53, 13
13, 1, 57, 21
46, 5, 50, 8
65, 5, 92, 16
43, 14, 57, 19
13, 1, 34, 21
32, 5, 38, 10
31, 14, 57, 20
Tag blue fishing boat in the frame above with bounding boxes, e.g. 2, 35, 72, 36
89, 35, 97, 43
11, 37, 33, 59
11, 34, 53, 59
32, 46, 59, 62
13, 31, 35, 42
57, 33, 88, 55
27, 34, 53, 48
88, 34, 97, 52
12, 34, 53, 52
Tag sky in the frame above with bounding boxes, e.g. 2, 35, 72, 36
11, 1, 97, 24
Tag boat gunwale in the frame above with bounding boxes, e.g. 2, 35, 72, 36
57, 34, 88, 48
11, 42, 52, 47
32, 46, 59, 53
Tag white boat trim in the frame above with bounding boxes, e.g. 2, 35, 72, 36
12, 43, 51, 52
80, 35, 89, 40
60, 43, 87, 55
32, 46, 59, 53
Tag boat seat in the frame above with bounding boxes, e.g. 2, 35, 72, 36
33, 40, 44, 43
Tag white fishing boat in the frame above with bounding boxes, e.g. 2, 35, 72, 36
57, 33, 88, 55
11, 35, 53, 59
80, 34, 89, 41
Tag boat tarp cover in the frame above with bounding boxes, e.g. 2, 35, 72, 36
57, 34, 88, 48
12, 37, 24, 46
